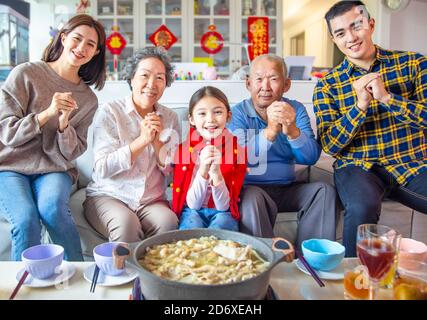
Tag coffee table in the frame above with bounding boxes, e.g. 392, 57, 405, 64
0, 258, 392, 300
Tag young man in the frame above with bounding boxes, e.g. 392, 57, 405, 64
228, 54, 337, 249
313, 1, 427, 257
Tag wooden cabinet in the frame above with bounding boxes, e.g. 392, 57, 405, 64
94, 0, 281, 77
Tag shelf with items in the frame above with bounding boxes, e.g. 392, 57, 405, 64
105, 46, 133, 80
94, 0, 137, 78
94, 0, 281, 78
99, 17, 134, 45
237, 0, 281, 69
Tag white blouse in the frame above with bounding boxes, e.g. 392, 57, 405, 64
86, 95, 180, 210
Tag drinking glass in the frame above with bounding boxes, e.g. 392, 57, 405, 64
356, 224, 400, 300
393, 260, 427, 300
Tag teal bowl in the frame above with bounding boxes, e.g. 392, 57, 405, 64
301, 239, 345, 271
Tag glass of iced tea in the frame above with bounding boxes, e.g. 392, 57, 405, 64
356, 224, 401, 300
344, 265, 370, 300
394, 260, 427, 300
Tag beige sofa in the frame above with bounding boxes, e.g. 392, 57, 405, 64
1, 108, 426, 260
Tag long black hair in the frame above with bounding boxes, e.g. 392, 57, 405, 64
42, 14, 106, 90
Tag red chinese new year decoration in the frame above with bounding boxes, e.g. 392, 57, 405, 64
247, 17, 269, 61
149, 25, 177, 50
106, 26, 127, 55
200, 25, 224, 54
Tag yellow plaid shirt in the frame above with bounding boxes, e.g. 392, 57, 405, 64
313, 46, 427, 185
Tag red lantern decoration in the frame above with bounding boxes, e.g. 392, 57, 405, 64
248, 17, 269, 61
106, 27, 127, 55
149, 25, 177, 50
200, 25, 224, 54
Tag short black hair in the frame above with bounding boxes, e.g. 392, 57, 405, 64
325, 1, 370, 36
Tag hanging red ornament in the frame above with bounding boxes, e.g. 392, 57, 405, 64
200, 25, 224, 54
248, 17, 269, 61
149, 24, 177, 50
106, 26, 127, 55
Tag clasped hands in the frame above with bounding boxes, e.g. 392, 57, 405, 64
198, 145, 223, 186
265, 101, 300, 141
136, 112, 163, 147
46, 92, 78, 132
352, 73, 391, 111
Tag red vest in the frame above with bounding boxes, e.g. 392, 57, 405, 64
172, 127, 247, 221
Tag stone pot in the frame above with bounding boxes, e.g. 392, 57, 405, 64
129, 228, 294, 300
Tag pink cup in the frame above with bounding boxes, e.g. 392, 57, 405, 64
398, 238, 427, 270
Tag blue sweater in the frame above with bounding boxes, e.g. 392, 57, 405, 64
227, 97, 321, 185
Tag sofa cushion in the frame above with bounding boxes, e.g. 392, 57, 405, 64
75, 125, 94, 189
69, 188, 107, 259
0, 216, 11, 260
0, 216, 51, 261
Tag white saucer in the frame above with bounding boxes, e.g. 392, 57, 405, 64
83, 263, 138, 286
294, 259, 345, 280
16, 261, 76, 288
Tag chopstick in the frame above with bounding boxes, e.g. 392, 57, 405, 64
266, 285, 279, 300
9, 270, 29, 300
90, 265, 100, 293
131, 277, 144, 300
297, 252, 325, 287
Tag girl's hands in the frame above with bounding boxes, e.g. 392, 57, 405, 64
198, 145, 213, 179
208, 147, 224, 186
198, 145, 223, 183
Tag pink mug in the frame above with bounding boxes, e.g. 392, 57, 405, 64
398, 238, 427, 270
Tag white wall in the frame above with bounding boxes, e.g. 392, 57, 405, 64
26, 0, 82, 61
389, 0, 427, 55
282, 0, 382, 68
283, 0, 336, 68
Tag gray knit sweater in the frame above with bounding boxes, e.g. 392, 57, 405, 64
0, 61, 98, 183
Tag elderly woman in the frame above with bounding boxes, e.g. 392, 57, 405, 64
83, 47, 180, 242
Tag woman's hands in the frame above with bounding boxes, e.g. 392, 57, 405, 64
37, 92, 78, 130
130, 111, 166, 164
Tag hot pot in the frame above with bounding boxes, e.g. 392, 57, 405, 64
128, 228, 294, 300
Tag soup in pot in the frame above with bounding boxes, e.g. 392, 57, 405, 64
138, 236, 269, 285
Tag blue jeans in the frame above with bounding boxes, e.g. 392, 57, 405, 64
179, 207, 239, 231
0, 171, 83, 261
334, 165, 427, 257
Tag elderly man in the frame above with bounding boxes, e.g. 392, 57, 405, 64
313, 1, 427, 257
228, 54, 337, 249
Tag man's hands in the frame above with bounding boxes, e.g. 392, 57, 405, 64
353, 73, 391, 112
264, 101, 300, 141
198, 145, 223, 186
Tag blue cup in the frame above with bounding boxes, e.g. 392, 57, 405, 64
301, 239, 345, 271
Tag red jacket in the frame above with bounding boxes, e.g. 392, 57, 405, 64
172, 127, 247, 220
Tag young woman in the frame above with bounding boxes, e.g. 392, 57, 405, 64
172, 86, 247, 231
0, 14, 106, 261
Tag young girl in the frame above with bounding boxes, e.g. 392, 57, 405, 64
0, 15, 106, 261
172, 86, 247, 231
